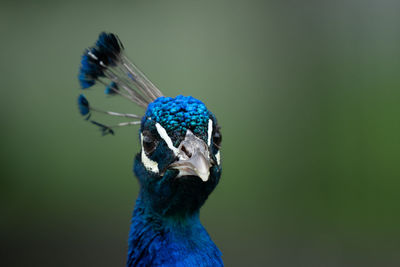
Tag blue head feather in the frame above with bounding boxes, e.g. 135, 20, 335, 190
104, 81, 119, 95
77, 94, 90, 117
78, 33, 123, 89
78, 72, 95, 89
143, 95, 211, 144
78, 48, 106, 89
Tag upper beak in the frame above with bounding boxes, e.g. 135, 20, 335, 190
168, 130, 212, 182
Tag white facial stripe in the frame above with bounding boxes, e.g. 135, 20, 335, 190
215, 151, 221, 165
155, 123, 179, 155
140, 133, 159, 173
207, 119, 213, 146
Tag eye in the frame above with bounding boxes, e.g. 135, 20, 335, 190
142, 130, 157, 154
213, 128, 222, 149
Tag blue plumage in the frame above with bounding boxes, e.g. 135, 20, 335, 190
76, 32, 223, 266
78, 49, 105, 89
105, 81, 119, 95
145, 96, 210, 137
78, 33, 124, 89
77, 94, 90, 117
128, 196, 223, 267
78, 72, 95, 89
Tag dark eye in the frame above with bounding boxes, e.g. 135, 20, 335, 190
213, 128, 222, 148
142, 130, 157, 154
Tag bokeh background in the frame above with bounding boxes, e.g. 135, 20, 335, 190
1, 0, 400, 266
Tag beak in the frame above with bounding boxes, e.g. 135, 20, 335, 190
168, 130, 211, 182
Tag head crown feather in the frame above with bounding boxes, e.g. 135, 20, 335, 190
77, 32, 164, 135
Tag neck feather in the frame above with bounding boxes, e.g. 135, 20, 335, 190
127, 196, 223, 266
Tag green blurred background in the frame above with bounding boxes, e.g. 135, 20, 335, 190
1, 0, 400, 266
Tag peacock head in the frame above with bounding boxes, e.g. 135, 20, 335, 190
134, 95, 222, 216
77, 32, 222, 216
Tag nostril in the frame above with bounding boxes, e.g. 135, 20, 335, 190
181, 145, 192, 158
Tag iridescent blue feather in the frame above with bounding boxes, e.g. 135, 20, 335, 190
77, 94, 90, 118
105, 81, 119, 95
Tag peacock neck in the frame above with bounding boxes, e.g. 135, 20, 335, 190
127, 195, 223, 266
131, 194, 202, 232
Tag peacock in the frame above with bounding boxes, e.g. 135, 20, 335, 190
77, 32, 223, 267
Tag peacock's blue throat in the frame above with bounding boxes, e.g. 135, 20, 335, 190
134, 95, 222, 219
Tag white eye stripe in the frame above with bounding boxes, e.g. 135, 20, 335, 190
208, 118, 221, 165
215, 151, 221, 165
155, 123, 179, 156
140, 133, 159, 173
207, 119, 213, 146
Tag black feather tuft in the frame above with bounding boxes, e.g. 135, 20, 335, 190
95, 32, 124, 66
90, 120, 115, 136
